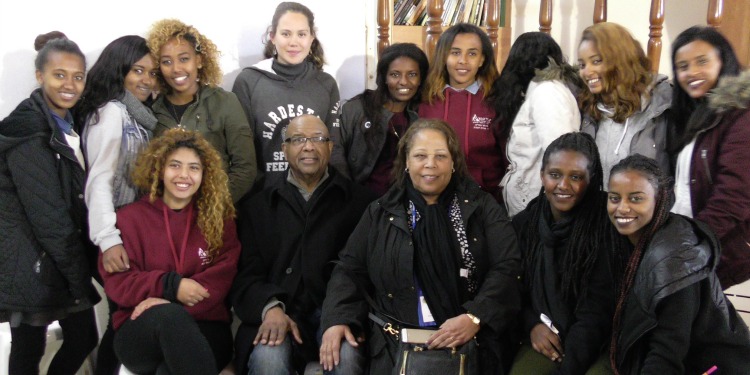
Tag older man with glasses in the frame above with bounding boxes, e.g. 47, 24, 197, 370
231, 115, 373, 375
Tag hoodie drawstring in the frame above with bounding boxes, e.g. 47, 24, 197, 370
614, 118, 629, 155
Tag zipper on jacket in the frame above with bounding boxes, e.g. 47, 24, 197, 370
400, 350, 409, 375
459, 353, 466, 375
701, 149, 713, 185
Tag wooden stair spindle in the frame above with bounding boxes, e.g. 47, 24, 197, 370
539, 0, 552, 34
377, 0, 391, 56
707, 0, 724, 28
647, 0, 665, 74
593, 0, 607, 23
486, 0, 501, 57
425, 0, 444, 61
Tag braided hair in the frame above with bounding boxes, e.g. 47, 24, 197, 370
608, 154, 673, 374
521, 132, 621, 305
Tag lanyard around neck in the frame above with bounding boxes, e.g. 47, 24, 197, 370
162, 201, 193, 274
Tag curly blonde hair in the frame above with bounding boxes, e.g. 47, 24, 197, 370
132, 129, 235, 262
146, 19, 222, 92
578, 22, 652, 123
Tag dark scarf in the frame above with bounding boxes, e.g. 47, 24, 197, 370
531, 199, 575, 335
673, 100, 718, 152
405, 176, 463, 324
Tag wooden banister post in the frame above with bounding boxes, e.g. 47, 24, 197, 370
539, 0, 553, 34
593, 0, 607, 23
487, 0, 501, 58
425, 0, 444, 61
647, 0, 665, 74
708, 0, 724, 28
377, 0, 391, 57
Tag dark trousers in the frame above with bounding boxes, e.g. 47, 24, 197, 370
9, 307, 98, 375
113, 303, 232, 375
94, 297, 119, 375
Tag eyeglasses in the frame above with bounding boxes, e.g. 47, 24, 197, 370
283, 136, 330, 146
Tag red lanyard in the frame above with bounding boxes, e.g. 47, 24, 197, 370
162, 201, 193, 274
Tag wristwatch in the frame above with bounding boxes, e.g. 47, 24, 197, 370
466, 312, 480, 326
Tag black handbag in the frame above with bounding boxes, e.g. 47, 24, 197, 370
366, 312, 479, 375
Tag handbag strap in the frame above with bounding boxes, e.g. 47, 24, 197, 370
332, 260, 408, 340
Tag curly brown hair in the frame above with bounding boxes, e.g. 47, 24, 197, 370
146, 19, 222, 92
578, 22, 653, 123
391, 118, 469, 187
132, 129, 235, 262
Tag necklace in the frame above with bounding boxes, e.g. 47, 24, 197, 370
390, 121, 400, 139
167, 100, 182, 127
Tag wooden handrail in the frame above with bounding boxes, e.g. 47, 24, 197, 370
486, 0, 501, 57
593, 0, 607, 23
707, 0, 724, 28
539, 0, 552, 34
377, 0, 391, 56
425, 0, 444, 62
647, 0, 665, 73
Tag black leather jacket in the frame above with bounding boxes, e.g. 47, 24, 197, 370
615, 214, 750, 374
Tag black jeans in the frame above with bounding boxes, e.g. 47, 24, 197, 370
9, 307, 98, 375
113, 303, 232, 375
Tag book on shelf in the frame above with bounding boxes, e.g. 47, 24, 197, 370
406, 0, 428, 25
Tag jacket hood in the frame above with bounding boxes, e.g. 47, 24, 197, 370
0, 89, 52, 152
708, 70, 750, 113
636, 214, 717, 312
533, 58, 585, 96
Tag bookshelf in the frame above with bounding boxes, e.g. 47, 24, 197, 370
377, 0, 513, 69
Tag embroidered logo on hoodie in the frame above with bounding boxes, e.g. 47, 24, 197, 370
472, 114, 492, 131
198, 247, 210, 265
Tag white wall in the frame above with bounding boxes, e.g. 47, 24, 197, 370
0, 0, 710, 118
0, 0, 367, 118
511, 0, 708, 76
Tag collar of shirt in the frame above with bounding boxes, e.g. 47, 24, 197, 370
444, 79, 481, 95
286, 167, 330, 201
50, 110, 74, 135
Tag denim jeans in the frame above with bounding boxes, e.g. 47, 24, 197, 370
247, 308, 365, 375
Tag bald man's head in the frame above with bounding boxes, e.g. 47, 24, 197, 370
282, 115, 333, 187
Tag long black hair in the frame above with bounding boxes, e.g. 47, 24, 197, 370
76, 35, 151, 127
670, 26, 741, 151
487, 32, 563, 138
520, 132, 622, 305
608, 154, 673, 375
353, 43, 428, 147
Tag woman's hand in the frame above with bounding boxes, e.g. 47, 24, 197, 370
254, 306, 302, 346
320, 325, 362, 371
530, 323, 563, 362
177, 278, 210, 306
102, 244, 130, 273
427, 314, 480, 349
130, 297, 169, 320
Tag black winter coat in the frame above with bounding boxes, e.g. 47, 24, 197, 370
231, 167, 373, 372
0, 89, 99, 315
615, 214, 750, 374
321, 178, 522, 374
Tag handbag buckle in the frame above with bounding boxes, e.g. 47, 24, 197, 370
383, 323, 399, 338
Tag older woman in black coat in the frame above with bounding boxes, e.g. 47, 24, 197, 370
319, 118, 521, 374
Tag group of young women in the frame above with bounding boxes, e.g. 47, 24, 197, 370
0, 0, 749, 374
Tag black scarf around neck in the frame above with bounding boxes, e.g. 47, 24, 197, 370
405, 176, 464, 324
531, 200, 575, 334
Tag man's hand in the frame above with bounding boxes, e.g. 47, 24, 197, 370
254, 306, 302, 346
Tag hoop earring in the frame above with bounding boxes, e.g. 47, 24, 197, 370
405, 167, 409, 173
452, 167, 455, 173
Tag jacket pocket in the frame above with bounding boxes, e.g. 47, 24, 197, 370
34, 252, 66, 288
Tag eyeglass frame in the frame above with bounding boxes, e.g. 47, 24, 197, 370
283, 136, 331, 146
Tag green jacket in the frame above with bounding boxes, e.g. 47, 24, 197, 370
153, 86, 256, 202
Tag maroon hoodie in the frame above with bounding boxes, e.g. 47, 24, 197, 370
101, 196, 240, 329
419, 85, 506, 200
